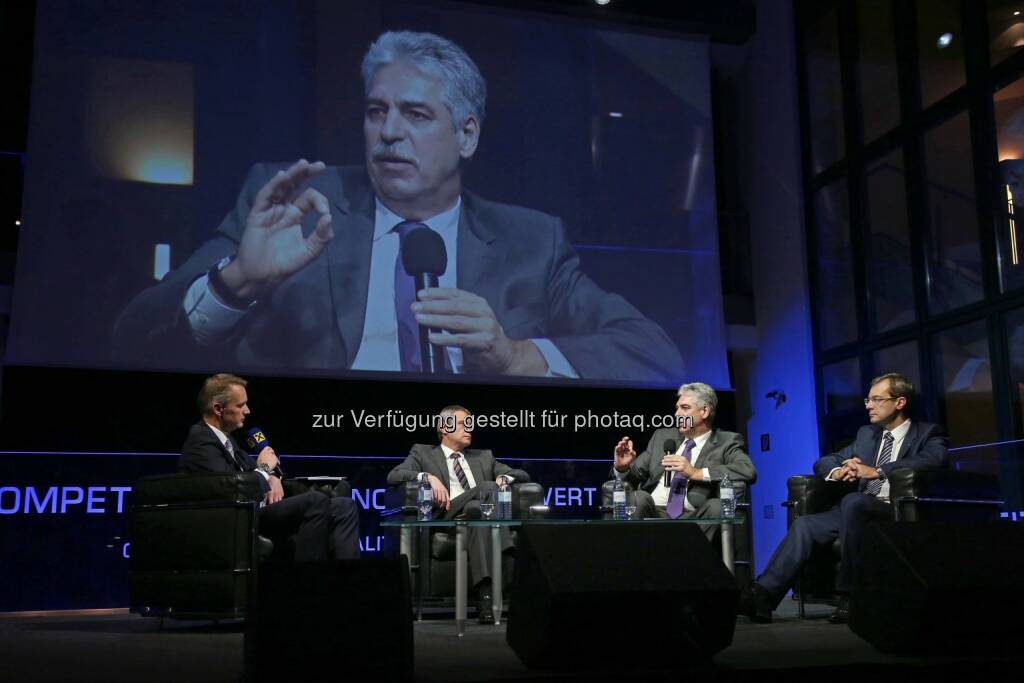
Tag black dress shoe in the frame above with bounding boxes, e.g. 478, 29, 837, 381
738, 582, 773, 624
828, 595, 850, 624
476, 594, 495, 624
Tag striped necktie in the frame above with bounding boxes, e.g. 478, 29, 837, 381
866, 432, 894, 497
450, 453, 470, 491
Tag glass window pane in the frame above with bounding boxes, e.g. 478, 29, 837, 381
994, 77, 1024, 291
865, 149, 916, 333
917, 0, 966, 108
988, 0, 1024, 66
823, 357, 862, 415
857, 0, 900, 142
803, 5, 845, 173
872, 340, 921, 392
1005, 307, 1024, 436
814, 179, 858, 349
934, 320, 997, 446
924, 112, 984, 313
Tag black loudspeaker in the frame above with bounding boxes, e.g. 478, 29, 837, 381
245, 558, 412, 681
852, 521, 1024, 653
507, 523, 737, 669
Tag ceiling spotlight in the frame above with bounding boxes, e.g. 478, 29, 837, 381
1016, 10, 1022, 16
14, 219, 21, 226
608, 111, 623, 118
594, 0, 611, 5
936, 32, 953, 48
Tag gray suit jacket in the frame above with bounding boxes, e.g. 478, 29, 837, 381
812, 421, 947, 491
610, 427, 757, 508
112, 164, 683, 382
387, 443, 530, 491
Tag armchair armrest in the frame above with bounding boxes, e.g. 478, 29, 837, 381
382, 481, 548, 518
784, 475, 856, 516
889, 468, 1003, 521
132, 472, 265, 507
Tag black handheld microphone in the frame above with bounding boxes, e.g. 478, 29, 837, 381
245, 426, 283, 477
662, 439, 678, 488
402, 227, 450, 374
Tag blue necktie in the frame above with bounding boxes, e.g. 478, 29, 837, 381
665, 439, 696, 518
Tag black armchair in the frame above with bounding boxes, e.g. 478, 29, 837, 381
783, 468, 1003, 617
384, 481, 548, 608
129, 472, 269, 621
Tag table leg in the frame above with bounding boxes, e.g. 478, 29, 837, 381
416, 526, 428, 622
491, 525, 502, 626
455, 525, 467, 637
721, 520, 735, 574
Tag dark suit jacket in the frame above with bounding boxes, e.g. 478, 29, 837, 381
387, 444, 530, 492
179, 421, 270, 494
112, 164, 683, 382
610, 427, 757, 508
812, 421, 947, 491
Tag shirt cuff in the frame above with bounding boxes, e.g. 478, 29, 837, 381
827, 467, 842, 481
702, 468, 710, 480
529, 339, 579, 378
184, 272, 251, 345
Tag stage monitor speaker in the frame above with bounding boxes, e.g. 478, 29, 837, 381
245, 557, 412, 682
507, 522, 737, 670
852, 521, 1024, 653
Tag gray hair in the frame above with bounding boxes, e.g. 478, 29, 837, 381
437, 404, 472, 441
361, 31, 487, 130
678, 382, 718, 422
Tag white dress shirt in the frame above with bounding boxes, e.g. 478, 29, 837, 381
183, 196, 578, 377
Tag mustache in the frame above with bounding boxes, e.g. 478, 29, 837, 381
371, 144, 417, 165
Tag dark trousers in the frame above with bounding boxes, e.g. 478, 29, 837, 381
756, 492, 892, 604
259, 490, 361, 561
441, 482, 513, 588
634, 490, 723, 541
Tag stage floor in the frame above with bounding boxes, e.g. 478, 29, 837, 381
3, 600, 1019, 682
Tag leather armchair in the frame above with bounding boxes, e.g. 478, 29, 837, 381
783, 468, 1002, 616
598, 480, 755, 587
384, 481, 548, 606
129, 472, 270, 621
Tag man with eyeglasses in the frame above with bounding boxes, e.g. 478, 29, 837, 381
738, 372, 947, 624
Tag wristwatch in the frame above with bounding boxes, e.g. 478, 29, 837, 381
875, 467, 887, 482
256, 463, 274, 475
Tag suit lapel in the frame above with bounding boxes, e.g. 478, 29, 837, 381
464, 450, 487, 488
457, 192, 503, 316
204, 422, 245, 471
431, 446, 451, 490
324, 169, 374, 366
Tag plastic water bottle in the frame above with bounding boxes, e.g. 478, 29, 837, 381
417, 473, 433, 521
720, 472, 736, 519
612, 477, 627, 520
498, 476, 512, 520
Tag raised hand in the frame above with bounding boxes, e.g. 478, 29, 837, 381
613, 436, 636, 471
219, 159, 334, 301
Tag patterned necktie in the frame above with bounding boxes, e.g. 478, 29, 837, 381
866, 432, 895, 497
450, 453, 470, 491
665, 439, 696, 519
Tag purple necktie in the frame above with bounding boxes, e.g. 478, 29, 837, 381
665, 439, 696, 519
393, 221, 426, 372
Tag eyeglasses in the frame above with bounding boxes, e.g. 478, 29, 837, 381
863, 396, 897, 407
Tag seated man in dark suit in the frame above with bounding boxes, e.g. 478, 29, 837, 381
387, 404, 529, 623
611, 382, 756, 539
180, 373, 360, 560
739, 372, 948, 624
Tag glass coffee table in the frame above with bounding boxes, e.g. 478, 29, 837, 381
381, 516, 744, 636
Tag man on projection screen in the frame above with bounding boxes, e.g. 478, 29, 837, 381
113, 31, 682, 382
